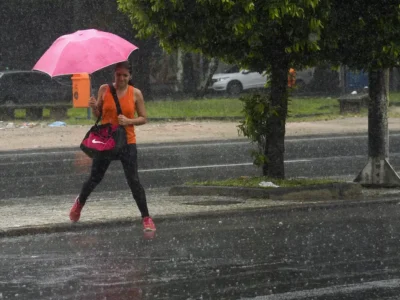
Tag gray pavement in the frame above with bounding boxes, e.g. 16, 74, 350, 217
2, 186, 400, 237
3, 203, 400, 299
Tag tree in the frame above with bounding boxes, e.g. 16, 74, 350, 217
118, 0, 330, 178
322, 0, 400, 186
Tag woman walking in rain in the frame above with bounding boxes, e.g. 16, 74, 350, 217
69, 61, 156, 233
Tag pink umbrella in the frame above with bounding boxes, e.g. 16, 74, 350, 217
33, 29, 138, 76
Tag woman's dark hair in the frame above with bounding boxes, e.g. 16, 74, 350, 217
115, 61, 134, 86
115, 61, 132, 74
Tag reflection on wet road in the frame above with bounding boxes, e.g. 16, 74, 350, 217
2, 203, 400, 299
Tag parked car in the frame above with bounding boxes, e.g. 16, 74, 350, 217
0, 70, 72, 118
211, 65, 314, 95
211, 66, 267, 95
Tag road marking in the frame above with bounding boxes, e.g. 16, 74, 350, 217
286, 133, 400, 142
139, 160, 312, 173
6, 153, 400, 167
140, 141, 247, 150
241, 278, 400, 300
0, 150, 78, 158
3, 143, 400, 170
4, 153, 400, 168
0, 141, 248, 157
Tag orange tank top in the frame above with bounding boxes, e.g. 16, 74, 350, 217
101, 85, 136, 144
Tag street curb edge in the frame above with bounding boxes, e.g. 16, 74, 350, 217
168, 182, 362, 201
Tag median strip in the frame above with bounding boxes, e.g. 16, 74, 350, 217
170, 177, 362, 201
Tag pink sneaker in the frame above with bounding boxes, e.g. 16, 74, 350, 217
143, 217, 156, 232
69, 197, 84, 222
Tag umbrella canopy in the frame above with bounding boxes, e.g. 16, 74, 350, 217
33, 29, 138, 77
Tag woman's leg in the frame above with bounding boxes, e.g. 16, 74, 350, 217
78, 157, 111, 204
119, 144, 149, 218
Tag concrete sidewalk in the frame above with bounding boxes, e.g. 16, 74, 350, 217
2, 187, 400, 237
2, 117, 400, 151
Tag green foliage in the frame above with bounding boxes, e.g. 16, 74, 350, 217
237, 92, 277, 167
322, 0, 400, 70
117, 0, 331, 72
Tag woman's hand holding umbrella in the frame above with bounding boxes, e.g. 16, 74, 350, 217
89, 96, 100, 117
89, 96, 97, 109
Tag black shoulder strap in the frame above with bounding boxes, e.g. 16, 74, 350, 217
108, 83, 123, 115
95, 107, 102, 126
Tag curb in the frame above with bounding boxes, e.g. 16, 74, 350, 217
168, 183, 362, 201
1, 195, 399, 238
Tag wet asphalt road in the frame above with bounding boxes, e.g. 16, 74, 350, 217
2, 133, 400, 199
2, 203, 400, 299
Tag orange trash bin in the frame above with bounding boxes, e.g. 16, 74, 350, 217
71, 73, 91, 108
288, 68, 296, 87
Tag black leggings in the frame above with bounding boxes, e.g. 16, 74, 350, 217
79, 144, 149, 218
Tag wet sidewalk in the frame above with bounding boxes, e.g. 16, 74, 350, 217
2, 117, 400, 151
0, 188, 295, 236
2, 187, 400, 237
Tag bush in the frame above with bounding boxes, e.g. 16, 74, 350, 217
237, 92, 275, 167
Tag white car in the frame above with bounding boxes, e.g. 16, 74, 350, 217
211, 67, 267, 95
211, 66, 314, 95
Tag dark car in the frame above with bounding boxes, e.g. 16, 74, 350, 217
0, 70, 72, 119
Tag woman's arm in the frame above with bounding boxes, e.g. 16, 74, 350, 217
132, 88, 147, 125
90, 84, 106, 118
118, 88, 147, 126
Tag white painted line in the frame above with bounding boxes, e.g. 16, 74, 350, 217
0, 141, 248, 157
286, 133, 400, 143
286, 159, 312, 163
2, 154, 398, 167
3, 151, 400, 169
241, 278, 400, 300
4, 152, 400, 168
139, 160, 312, 173
140, 163, 253, 172
0, 150, 78, 157
139, 141, 247, 150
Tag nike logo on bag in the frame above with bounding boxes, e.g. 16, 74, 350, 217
92, 139, 106, 144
